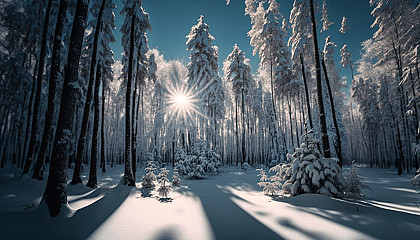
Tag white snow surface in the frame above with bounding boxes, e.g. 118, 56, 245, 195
0, 166, 419, 240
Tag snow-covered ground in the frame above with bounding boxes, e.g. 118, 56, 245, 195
0, 166, 419, 240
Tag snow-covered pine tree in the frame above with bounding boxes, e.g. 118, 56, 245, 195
339, 16, 349, 34
270, 125, 346, 197
120, 0, 150, 185
257, 168, 280, 196
288, 0, 314, 130
186, 15, 223, 150
344, 161, 372, 200
340, 45, 353, 79
321, 0, 333, 32
141, 161, 157, 188
157, 167, 171, 199
223, 44, 252, 165
172, 169, 181, 186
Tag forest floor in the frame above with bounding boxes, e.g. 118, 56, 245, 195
0, 165, 419, 240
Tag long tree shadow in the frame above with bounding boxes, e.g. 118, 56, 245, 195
186, 177, 284, 240
284, 194, 420, 240
0, 184, 133, 240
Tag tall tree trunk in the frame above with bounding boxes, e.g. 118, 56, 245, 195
71, 0, 104, 184
321, 58, 343, 166
300, 53, 313, 129
241, 87, 246, 164
42, 0, 70, 217
101, 82, 106, 173
309, 0, 331, 158
87, 63, 101, 188
123, 4, 136, 186
131, 77, 138, 181
25, 0, 53, 176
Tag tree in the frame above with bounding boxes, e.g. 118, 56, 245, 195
223, 44, 252, 164
120, 0, 150, 185
288, 0, 314, 129
321, 0, 333, 32
186, 15, 223, 150
339, 16, 349, 34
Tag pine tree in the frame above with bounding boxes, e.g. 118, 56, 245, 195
339, 16, 349, 34
157, 167, 171, 199
223, 44, 252, 165
344, 161, 372, 201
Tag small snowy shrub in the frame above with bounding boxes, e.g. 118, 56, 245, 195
141, 161, 157, 188
271, 129, 346, 197
411, 168, 420, 188
157, 167, 171, 198
174, 142, 223, 179
344, 161, 372, 200
172, 169, 181, 186
257, 168, 280, 196
241, 162, 252, 172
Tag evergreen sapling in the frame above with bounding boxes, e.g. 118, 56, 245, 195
157, 167, 171, 199
172, 169, 182, 187
141, 161, 157, 188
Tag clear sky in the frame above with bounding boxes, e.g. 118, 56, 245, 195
110, 0, 376, 87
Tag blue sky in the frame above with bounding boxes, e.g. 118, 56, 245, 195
111, 0, 375, 87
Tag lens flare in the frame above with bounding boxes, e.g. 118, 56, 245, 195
164, 82, 203, 125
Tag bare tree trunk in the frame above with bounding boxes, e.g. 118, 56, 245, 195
87, 62, 101, 188
309, 0, 331, 158
101, 82, 106, 173
123, 4, 136, 186
300, 53, 313, 129
321, 58, 342, 166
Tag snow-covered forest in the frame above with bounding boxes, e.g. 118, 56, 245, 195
1, 0, 420, 239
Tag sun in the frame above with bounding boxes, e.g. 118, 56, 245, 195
174, 94, 187, 105
165, 82, 203, 125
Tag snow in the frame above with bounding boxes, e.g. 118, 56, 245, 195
0, 166, 419, 239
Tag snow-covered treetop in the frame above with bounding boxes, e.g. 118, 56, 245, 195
323, 36, 336, 61
339, 16, 349, 34
223, 44, 252, 98
186, 15, 219, 100
288, 0, 313, 61
321, 0, 333, 32
339, 44, 352, 68
186, 15, 215, 54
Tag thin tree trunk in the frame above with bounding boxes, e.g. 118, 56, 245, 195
300, 53, 313, 129
101, 81, 106, 173
309, 0, 331, 158
321, 58, 342, 166
87, 62, 101, 188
